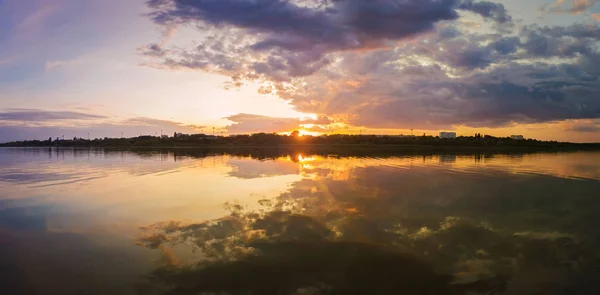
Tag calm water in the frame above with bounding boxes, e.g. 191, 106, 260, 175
1, 148, 600, 295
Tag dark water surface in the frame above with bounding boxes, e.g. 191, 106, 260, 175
1, 148, 600, 295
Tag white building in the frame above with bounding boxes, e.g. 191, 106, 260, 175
510, 135, 524, 140
439, 132, 457, 139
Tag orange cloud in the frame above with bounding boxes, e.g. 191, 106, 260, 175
548, 0, 598, 14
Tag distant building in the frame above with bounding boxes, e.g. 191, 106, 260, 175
439, 132, 457, 139
510, 135, 524, 140
161, 135, 169, 139
174, 132, 190, 138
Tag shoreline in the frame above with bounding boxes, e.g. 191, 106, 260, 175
2, 143, 599, 152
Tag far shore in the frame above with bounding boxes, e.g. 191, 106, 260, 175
2, 133, 599, 153
3, 143, 600, 152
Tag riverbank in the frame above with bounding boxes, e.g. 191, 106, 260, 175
2, 134, 599, 152
3, 143, 600, 155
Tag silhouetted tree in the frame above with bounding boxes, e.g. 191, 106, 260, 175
2, 132, 598, 150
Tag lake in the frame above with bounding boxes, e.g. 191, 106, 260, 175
1, 147, 600, 295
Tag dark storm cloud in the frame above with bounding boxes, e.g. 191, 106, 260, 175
147, 0, 439, 48
448, 46, 495, 70
519, 24, 600, 59
490, 36, 520, 54
273, 21, 600, 129
283, 48, 600, 129
143, 1, 600, 130
421, 23, 600, 71
390, 30, 516, 71
147, 0, 334, 32
533, 23, 600, 39
251, 50, 333, 80
457, 0, 511, 23
145, 0, 513, 78
0, 109, 107, 122
147, 0, 511, 50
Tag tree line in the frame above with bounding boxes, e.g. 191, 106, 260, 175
1, 132, 599, 149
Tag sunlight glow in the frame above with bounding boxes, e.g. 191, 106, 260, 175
297, 154, 316, 163
298, 130, 321, 137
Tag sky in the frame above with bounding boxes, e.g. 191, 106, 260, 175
0, 0, 600, 142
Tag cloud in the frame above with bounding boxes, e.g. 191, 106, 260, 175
277, 42, 600, 129
545, 0, 599, 14
561, 119, 600, 132
0, 109, 107, 122
45, 58, 81, 71
457, 0, 511, 23
416, 24, 600, 71
224, 113, 301, 133
144, 0, 512, 80
288, 22, 600, 128
302, 115, 332, 125
123, 117, 205, 131
142, 1, 600, 131
224, 113, 335, 133
138, 26, 176, 57
138, 43, 168, 57
592, 13, 600, 21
